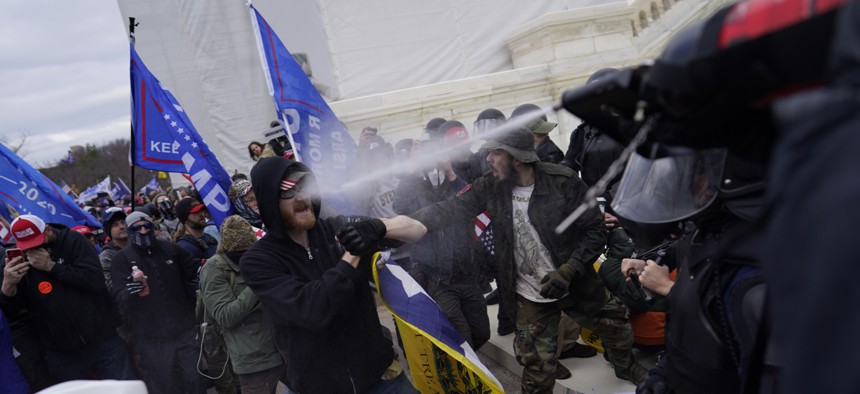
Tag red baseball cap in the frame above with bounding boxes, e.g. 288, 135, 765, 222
176, 197, 207, 223
440, 121, 469, 147
11, 215, 47, 250
71, 225, 93, 236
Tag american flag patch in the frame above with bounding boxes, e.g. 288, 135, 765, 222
280, 179, 297, 191
474, 210, 490, 239
474, 211, 494, 257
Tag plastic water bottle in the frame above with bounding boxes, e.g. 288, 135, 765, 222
131, 265, 150, 297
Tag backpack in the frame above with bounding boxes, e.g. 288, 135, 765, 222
178, 232, 216, 258
195, 256, 236, 380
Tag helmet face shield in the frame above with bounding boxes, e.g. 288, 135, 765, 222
611, 149, 726, 223
473, 118, 504, 135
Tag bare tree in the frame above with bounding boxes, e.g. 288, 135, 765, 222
0, 130, 31, 156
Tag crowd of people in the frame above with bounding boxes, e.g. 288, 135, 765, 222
2, 0, 857, 393
0, 98, 667, 393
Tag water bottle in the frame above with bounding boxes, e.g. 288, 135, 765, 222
131, 265, 151, 297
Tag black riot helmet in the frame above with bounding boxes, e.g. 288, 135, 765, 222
644, 20, 713, 120
473, 108, 506, 136
612, 147, 764, 224
587, 68, 620, 84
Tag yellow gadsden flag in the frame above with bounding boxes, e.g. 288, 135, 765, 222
372, 252, 503, 393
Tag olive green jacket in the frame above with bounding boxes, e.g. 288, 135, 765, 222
199, 253, 283, 375
411, 162, 607, 322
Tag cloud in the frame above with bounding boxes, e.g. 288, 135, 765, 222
15, 116, 130, 168
0, 0, 128, 167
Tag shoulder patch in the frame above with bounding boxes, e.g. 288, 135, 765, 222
458, 183, 472, 196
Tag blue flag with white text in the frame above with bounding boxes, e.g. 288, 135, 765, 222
0, 144, 100, 228
77, 176, 112, 205
112, 178, 132, 200
131, 44, 233, 227
138, 176, 160, 197
249, 5, 357, 195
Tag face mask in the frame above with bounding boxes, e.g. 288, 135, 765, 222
130, 230, 156, 249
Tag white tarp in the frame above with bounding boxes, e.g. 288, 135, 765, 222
116, 0, 278, 178
114, 0, 617, 177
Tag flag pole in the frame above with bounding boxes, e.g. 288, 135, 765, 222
129, 17, 138, 209
247, 3, 302, 162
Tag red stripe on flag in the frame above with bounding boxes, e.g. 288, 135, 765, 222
474, 210, 491, 239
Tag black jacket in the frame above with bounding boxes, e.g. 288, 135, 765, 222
411, 162, 607, 322
241, 158, 394, 394
0, 225, 118, 351
563, 123, 624, 197
393, 172, 486, 285
536, 136, 564, 164
110, 239, 198, 340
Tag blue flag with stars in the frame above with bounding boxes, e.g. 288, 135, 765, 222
0, 143, 100, 228
130, 44, 234, 227
249, 4, 357, 194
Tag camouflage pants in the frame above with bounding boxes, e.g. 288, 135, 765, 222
513, 296, 637, 394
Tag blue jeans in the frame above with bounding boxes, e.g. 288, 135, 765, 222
44, 334, 134, 382
366, 372, 419, 394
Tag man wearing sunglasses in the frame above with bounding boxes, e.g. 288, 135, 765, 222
110, 211, 204, 394
240, 157, 417, 394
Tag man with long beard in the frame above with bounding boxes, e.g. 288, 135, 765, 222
339, 127, 647, 393
239, 158, 417, 394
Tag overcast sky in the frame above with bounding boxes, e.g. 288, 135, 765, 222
0, 1, 129, 167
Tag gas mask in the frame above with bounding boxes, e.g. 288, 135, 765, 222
158, 199, 176, 221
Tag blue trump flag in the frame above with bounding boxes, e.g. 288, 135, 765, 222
372, 252, 504, 393
0, 144, 100, 228
137, 176, 160, 196
131, 44, 234, 227
77, 176, 111, 205
249, 5, 358, 208
112, 178, 132, 200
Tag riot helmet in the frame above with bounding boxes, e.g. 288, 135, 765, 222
587, 68, 620, 84
473, 108, 506, 136
612, 146, 765, 224
611, 148, 726, 223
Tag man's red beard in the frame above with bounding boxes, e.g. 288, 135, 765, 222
283, 198, 317, 231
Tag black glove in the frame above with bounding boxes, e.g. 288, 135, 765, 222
539, 264, 577, 299
126, 276, 146, 295
636, 372, 671, 394
336, 218, 387, 255
330, 215, 370, 233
